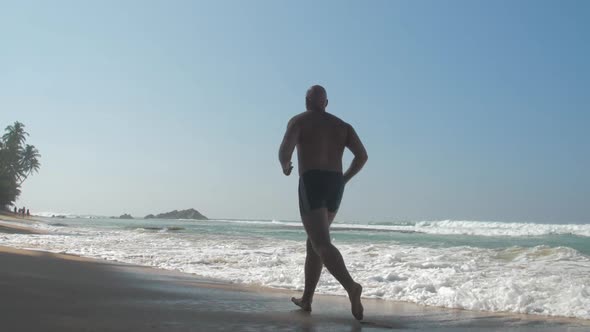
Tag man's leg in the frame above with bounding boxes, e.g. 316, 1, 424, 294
291, 238, 321, 311
291, 212, 337, 311
300, 208, 363, 320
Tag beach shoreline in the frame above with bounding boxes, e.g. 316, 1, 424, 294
1, 215, 589, 331
0, 212, 46, 234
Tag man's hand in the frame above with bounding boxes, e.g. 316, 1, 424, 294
343, 124, 368, 184
279, 116, 300, 176
282, 161, 293, 176
343, 174, 350, 184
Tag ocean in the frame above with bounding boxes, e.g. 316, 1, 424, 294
1, 215, 589, 320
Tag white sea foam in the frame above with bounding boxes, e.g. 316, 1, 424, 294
326, 220, 590, 237
410, 220, 590, 237
32, 211, 103, 219
210, 219, 590, 237
1, 221, 589, 320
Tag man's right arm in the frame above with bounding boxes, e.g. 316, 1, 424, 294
343, 123, 368, 183
278, 117, 300, 176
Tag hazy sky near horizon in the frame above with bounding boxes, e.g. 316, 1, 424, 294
1, 1, 589, 223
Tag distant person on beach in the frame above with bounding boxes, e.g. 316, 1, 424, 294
278, 85, 368, 320
13, 206, 17, 215
26, 209, 30, 217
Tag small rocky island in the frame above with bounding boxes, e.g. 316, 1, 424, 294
118, 213, 134, 219
144, 208, 207, 220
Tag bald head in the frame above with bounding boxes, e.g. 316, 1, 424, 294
306, 85, 328, 111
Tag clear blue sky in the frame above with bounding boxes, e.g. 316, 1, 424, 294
1, 1, 588, 223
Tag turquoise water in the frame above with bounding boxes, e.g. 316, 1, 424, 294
51, 217, 590, 256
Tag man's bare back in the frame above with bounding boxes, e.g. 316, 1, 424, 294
288, 111, 348, 175
278, 85, 368, 321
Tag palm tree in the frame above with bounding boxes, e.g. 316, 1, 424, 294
2, 122, 28, 151
0, 140, 7, 175
0, 121, 41, 208
2, 122, 28, 178
17, 144, 41, 185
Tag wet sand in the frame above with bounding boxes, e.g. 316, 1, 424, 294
0, 213, 45, 234
0, 218, 589, 331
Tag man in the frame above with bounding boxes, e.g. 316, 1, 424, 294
278, 85, 368, 320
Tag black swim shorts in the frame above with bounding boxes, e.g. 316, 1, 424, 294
299, 169, 345, 215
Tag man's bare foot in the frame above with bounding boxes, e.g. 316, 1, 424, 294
291, 297, 312, 312
348, 283, 364, 320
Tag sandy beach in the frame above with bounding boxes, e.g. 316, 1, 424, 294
0, 217, 588, 332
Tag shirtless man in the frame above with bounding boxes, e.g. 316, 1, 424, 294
278, 85, 368, 320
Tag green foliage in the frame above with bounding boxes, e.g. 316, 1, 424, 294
0, 122, 41, 209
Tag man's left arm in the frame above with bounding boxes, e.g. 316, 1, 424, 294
278, 118, 299, 176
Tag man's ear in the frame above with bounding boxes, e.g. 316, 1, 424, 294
325, 99, 329, 108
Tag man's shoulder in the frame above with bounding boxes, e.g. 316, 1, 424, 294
290, 111, 350, 128
287, 112, 307, 126
324, 112, 351, 130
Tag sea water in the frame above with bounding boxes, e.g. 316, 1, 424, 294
1, 215, 589, 320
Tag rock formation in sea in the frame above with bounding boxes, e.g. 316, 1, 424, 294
144, 208, 207, 220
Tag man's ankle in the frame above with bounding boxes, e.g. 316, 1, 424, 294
345, 281, 359, 293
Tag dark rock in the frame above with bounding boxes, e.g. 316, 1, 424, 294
143, 208, 207, 220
